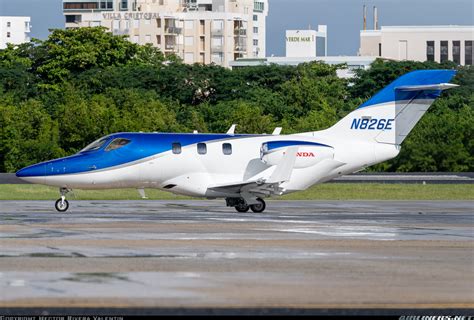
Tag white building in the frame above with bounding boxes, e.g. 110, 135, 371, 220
229, 56, 377, 79
0, 16, 31, 49
286, 25, 327, 58
360, 26, 474, 66
62, 0, 268, 67
231, 25, 373, 79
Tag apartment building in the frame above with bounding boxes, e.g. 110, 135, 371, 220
63, 0, 268, 67
0, 16, 31, 49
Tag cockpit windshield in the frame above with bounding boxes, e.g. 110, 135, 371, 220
105, 138, 131, 151
80, 136, 110, 153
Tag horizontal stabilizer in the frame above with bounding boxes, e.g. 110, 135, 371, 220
396, 83, 459, 91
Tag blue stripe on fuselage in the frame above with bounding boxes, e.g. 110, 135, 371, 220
16, 132, 260, 177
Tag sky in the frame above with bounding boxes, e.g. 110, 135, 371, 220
0, 0, 473, 56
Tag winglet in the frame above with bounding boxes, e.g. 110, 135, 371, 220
272, 127, 282, 135
267, 146, 298, 183
227, 124, 236, 135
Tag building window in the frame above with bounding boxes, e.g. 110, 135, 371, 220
212, 20, 224, 31
222, 143, 232, 155
378, 43, 382, 57
6, 22, 11, 28
64, 2, 99, 9
185, 20, 194, 30
440, 41, 448, 63
133, 19, 139, 28
212, 52, 223, 64
6, 32, 10, 38
120, 0, 128, 10
466, 41, 473, 66
254, 1, 264, 12
172, 143, 182, 154
253, 39, 258, 46
65, 15, 78, 23
426, 41, 435, 62
185, 36, 194, 46
184, 52, 194, 63
452, 41, 461, 65
253, 15, 258, 21
99, 0, 113, 9
197, 143, 207, 155
253, 27, 258, 34
133, 35, 139, 43
145, 34, 151, 43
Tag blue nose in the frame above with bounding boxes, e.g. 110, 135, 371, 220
16, 163, 46, 178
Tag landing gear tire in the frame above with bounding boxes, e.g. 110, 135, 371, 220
55, 198, 69, 212
235, 203, 250, 213
250, 198, 266, 213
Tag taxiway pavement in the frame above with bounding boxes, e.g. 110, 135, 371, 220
0, 200, 473, 309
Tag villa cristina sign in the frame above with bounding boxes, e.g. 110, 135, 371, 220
102, 12, 160, 20
286, 36, 315, 43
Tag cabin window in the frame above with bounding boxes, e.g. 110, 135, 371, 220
172, 142, 182, 154
80, 137, 109, 152
222, 143, 232, 155
197, 143, 207, 155
105, 138, 131, 151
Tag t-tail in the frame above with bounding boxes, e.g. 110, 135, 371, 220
323, 69, 458, 145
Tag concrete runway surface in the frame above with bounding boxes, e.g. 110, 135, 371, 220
0, 200, 473, 310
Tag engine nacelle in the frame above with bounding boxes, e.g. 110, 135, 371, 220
261, 141, 334, 169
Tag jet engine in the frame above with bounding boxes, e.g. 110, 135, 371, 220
260, 141, 334, 169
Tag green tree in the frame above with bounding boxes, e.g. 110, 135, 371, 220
0, 100, 63, 172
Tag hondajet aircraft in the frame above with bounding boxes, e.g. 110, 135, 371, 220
17, 70, 458, 212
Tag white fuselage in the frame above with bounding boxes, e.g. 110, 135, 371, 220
21, 132, 399, 198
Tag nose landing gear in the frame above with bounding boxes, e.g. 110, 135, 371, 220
55, 188, 70, 212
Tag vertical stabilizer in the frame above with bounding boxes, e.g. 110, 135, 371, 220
321, 70, 457, 145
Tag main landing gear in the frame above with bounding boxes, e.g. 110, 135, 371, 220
55, 188, 70, 212
226, 197, 266, 213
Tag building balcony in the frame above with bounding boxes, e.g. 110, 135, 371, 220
165, 43, 177, 50
234, 45, 247, 52
113, 29, 130, 36
234, 29, 247, 36
165, 26, 182, 34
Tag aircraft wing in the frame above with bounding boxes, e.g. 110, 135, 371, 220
208, 146, 299, 198
208, 180, 286, 197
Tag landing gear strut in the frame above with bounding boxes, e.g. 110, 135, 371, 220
55, 188, 70, 212
226, 197, 266, 213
